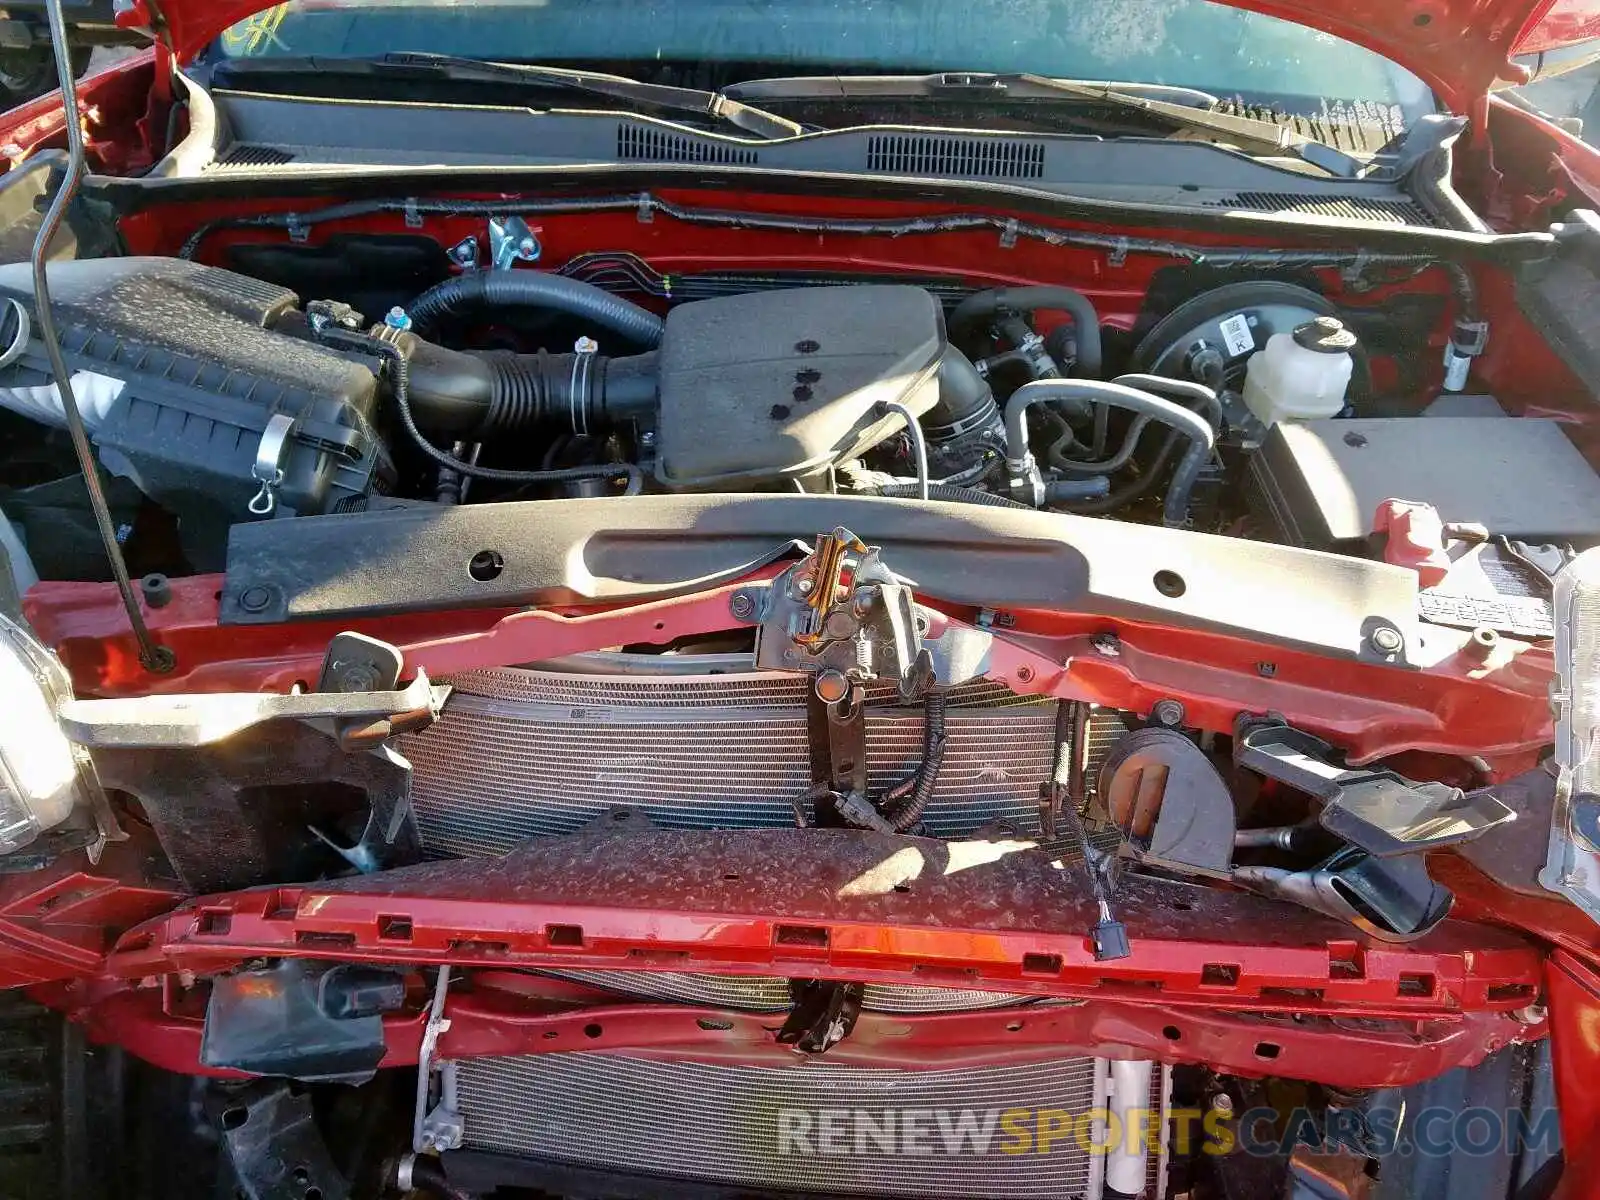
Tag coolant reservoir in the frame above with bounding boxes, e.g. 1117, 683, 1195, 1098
1242, 316, 1356, 426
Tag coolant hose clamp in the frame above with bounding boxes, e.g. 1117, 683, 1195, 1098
248, 412, 295, 516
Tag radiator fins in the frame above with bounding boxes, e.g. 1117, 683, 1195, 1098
536, 969, 1036, 1012
401, 666, 1126, 858
456, 1054, 1116, 1199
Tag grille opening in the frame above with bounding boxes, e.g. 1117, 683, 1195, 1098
196, 910, 232, 936
867, 134, 1046, 179
617, 123, 759, 164
1488, 983, 1535, 1001
450, 938, 511, 957
295, 931, 356, 949
774, 924, 829, 948
1398, 972, 1436, 997
378, 915, 413, 941
1022, 953, 1062, 975
1329, 943, 1365, 978
546, 924, 584, 947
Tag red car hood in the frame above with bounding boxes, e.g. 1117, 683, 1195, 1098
115, 0, 1600, 104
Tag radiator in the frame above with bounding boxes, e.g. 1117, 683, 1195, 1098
534, 968, 1038, 1012
402, 658, 1125, 859
454, 1052, 1168, 1200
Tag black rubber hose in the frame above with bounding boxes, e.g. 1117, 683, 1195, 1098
1006, 380, 1215, 525
1002, 380, 1213, 474
1057, 414, 1154, 475
947, 286, 1102, 379
401, 336, 658, 436
409, 1159, 475, 1200
307, 314, 644, 493
882, 692, 949, 831
407, 270, 665, 347
1060, 428, 1183, 517
1111, 373, 1224, 432
873, 482, 1034, 508
928, 348, 995, 432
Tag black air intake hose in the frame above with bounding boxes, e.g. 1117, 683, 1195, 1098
401, 334, 658, 437
947, 286, 1103, 379
407, 270, 666, 347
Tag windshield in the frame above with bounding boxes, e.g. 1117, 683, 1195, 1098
216, 0, 1432, 125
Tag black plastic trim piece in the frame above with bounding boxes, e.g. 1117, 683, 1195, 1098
220, 493, 1419, 664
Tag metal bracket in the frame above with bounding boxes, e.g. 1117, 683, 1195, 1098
413, 966, 463, 1153
776, 980, 864, 1055
247, 413, 294, 517
1235, 718, 1513, 857
59, 671, 448, 749
448, 235, 480, 270
752, 526, 982, 699
60, 634, 448, 749
488, 215, 541, 270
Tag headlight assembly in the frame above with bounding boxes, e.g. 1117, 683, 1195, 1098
1543, 548, 1600, 922
0, 612, 87, 853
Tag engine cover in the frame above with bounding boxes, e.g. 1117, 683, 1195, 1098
653, 285, 944, 489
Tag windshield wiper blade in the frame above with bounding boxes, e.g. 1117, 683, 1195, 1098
1001, 74, 1364, 176
725, 71, 1220, 110
725, 71, 1364, 176
218, 51, 803, 140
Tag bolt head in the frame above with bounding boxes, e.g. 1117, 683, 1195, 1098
729, 591, 756, 620
1370, 626, 1404, 654
1091, 633, 1120, 657
1151, 699, 1185, 727
796, 577, 815, 595
814, 669, 850, 704
238, 585, 272, 614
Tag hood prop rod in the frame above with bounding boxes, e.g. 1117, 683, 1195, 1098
32, 2, 170, 673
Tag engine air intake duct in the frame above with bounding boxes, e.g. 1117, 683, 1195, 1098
398, 333, 658, 437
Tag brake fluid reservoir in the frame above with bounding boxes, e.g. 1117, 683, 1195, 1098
1242, 316, 1356, 426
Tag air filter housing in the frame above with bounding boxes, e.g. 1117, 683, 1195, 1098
653, 285, 944, 489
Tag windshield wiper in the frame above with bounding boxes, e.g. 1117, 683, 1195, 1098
214, 51, 803, 141
724, 71, 1365, 177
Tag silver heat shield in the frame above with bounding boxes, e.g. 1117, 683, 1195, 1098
455, 1052, 1170, 1200
401, 657, 1125, 858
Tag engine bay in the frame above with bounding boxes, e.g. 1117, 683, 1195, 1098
4, 209, 1600, 603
